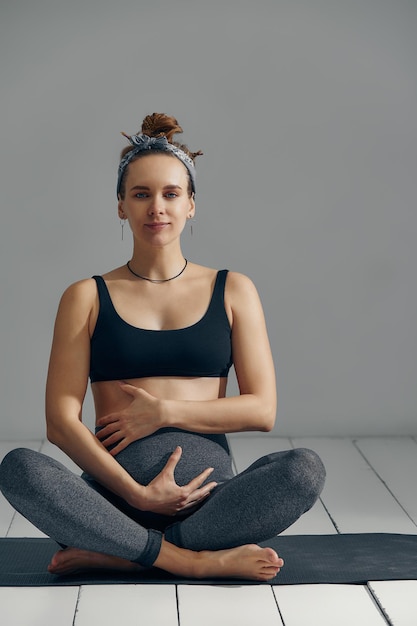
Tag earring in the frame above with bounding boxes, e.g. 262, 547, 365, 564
120, 218, 126, 241
188, 215, 194, 236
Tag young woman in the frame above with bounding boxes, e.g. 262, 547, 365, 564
0, 113, 325, 581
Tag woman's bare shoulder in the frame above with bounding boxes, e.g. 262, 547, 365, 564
56, 278, 102, 330
225, 270, 255, 286
219, 271, 262, 328
186, 264, 259, 302
60, 265, 126, 299
224, 270, 259, 300
188, 263, 251, 283
60, 277, 97, 303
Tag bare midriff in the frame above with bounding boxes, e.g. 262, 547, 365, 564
91, 377, 228, 425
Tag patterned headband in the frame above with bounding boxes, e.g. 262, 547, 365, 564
117, 133, 196, 197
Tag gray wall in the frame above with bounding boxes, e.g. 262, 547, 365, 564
1, 0, 416, 439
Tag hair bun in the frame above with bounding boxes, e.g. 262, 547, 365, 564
141, 113, 183, 143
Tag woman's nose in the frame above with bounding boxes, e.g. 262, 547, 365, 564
147, 196, 165, 215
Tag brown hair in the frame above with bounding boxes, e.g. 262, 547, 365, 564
118, 113, 202, 198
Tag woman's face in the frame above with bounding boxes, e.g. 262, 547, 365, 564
118, 153, 195, 247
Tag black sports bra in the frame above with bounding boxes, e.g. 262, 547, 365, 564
89, 270, 233, 382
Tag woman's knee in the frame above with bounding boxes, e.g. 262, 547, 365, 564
286, 447, 326, 498
0, 448, 57, 497
0, 448, 33, 486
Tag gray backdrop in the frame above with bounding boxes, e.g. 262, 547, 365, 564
1, 0, 416, 439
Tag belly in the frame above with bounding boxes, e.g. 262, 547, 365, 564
113, 428, 234, 486
91, 377, 228, 422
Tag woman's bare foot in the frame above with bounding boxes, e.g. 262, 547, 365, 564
197, 544, 284, 581
155, 539, 284, 581
48, 548, 146, 575
48, 542, 283, 581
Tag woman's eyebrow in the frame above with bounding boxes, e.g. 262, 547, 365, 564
129, 184, 183, 191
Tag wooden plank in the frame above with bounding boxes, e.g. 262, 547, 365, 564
178, 584, 283, 626
0, 441, 42, 538
229, 436, 336, 535
74, 585, 178, 626
0, 587, 79, 626
369, 581, 417, 626
281, 501, 336, 536
7, 512, 47, 538
355, 438, 417, 527
274, 584, 388, 625
292, 438, 417, 534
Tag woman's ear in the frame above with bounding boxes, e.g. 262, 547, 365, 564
188, 193, 196, 219
118, 197, 125, 219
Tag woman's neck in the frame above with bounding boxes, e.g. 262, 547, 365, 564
128, 246, 188, 283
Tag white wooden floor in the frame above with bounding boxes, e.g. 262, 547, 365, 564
1, 436, 417, 626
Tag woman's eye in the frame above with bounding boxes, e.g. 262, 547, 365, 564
135, 193, 148, 198
165, 192, 178, 199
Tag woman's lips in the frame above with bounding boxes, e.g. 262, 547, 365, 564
145, 222, 169, 231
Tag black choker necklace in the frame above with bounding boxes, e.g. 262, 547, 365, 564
126, 259, 188, 283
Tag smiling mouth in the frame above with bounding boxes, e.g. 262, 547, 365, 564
145, 223, 169, 229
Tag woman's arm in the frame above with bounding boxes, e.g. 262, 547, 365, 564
163, 272, 277, 432
45, 280, 147, 503
97, 272, 277, 454
46, 280, 215, 514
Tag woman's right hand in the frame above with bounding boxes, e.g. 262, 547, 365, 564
136, 446, 217, 516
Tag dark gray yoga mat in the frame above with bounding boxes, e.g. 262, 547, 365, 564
0, 534, 416, 586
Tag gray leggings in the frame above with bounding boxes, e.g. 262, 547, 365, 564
0, 430, 325, 567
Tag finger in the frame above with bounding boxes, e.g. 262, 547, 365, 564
118, 382, 139, 396
161, 446, 183, 475
108, 438, 130, 456
96, 414, 120, 427
185, 467, 215, 491
186, 480, 218, 503
180, 491, 211, 510
99, 432, 124, 449
177, 481, 217, 509
96, 423, 121, 438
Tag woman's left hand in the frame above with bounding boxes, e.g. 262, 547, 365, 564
96, 383, 162, 456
